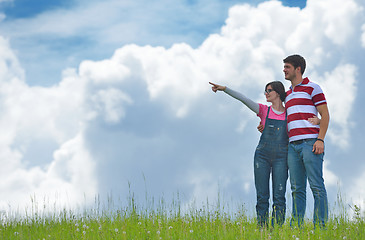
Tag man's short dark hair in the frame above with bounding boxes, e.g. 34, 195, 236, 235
283, 54, 306, 75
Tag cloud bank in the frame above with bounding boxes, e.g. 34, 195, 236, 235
0, 0, 364, 213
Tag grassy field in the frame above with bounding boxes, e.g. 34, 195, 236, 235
1, 194, 364, 239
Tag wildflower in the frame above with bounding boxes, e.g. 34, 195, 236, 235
115, 228, 119, 233
122, 231, 126, 235
138, 222, 142, 225
190, 229, 193, 233
169, 226, 173, 229
76, 228, 80, 232
83, 231, 86, 235
75, 223, 79, 227
343, 237, 347, 240
14, 232, 19, 235
99, 226, 102, 231
157, 231, 161, 235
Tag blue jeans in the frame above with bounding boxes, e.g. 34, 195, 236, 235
254, 142, 288, 227
287, 139, 328, 227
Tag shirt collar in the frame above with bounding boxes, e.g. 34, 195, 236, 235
290, 77, 309, 89
302, 77, 309, 84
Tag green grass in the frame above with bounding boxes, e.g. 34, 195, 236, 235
0, 193, 364, 239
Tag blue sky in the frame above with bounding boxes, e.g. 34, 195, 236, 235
0, 0, 365, 217
1, 0, 74, 19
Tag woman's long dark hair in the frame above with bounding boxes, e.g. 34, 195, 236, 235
265, 81, 286, 102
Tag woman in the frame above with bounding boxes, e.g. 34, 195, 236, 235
209, 81, 318, 227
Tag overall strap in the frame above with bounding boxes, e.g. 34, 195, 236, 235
285, 110, 287, 121
266, 106, 271, 120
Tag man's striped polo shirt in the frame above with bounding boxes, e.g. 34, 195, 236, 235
285, 77, 327, 142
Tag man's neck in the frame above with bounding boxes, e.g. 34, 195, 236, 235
291, 76, 303, 88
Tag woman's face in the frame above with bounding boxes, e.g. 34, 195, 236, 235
264, 85, 279, 103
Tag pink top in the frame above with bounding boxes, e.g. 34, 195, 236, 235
257, 104, 286, 127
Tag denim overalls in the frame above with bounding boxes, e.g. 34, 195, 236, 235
254, 107, 288, 227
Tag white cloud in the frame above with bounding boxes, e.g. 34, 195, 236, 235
48, 133, 97, 199
314, 64, 357, 148
0, 132, 98, 212
347, 169, 365, 212
79, 59, 131, 84
323, 160, 340, 187
0, 0, 364, 213
308, 0, 361, 45
91, 88, 133, 123
0, 36, 24, 82
187, 170, 220, 205
0, 44, 97, 212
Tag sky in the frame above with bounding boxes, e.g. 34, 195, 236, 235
0, 0, 364, 218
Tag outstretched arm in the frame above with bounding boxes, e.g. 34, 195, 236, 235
209, 82, 260, 114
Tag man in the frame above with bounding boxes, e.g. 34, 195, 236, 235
283, 54, 330, 228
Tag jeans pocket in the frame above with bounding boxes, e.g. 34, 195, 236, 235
303, 139, 316, 147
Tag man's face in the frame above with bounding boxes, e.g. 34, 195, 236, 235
283, 63, 296, 80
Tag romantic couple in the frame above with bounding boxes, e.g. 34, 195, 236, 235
210, 54, 329, 228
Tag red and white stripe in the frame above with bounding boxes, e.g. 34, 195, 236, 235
285, 78, 327, 142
